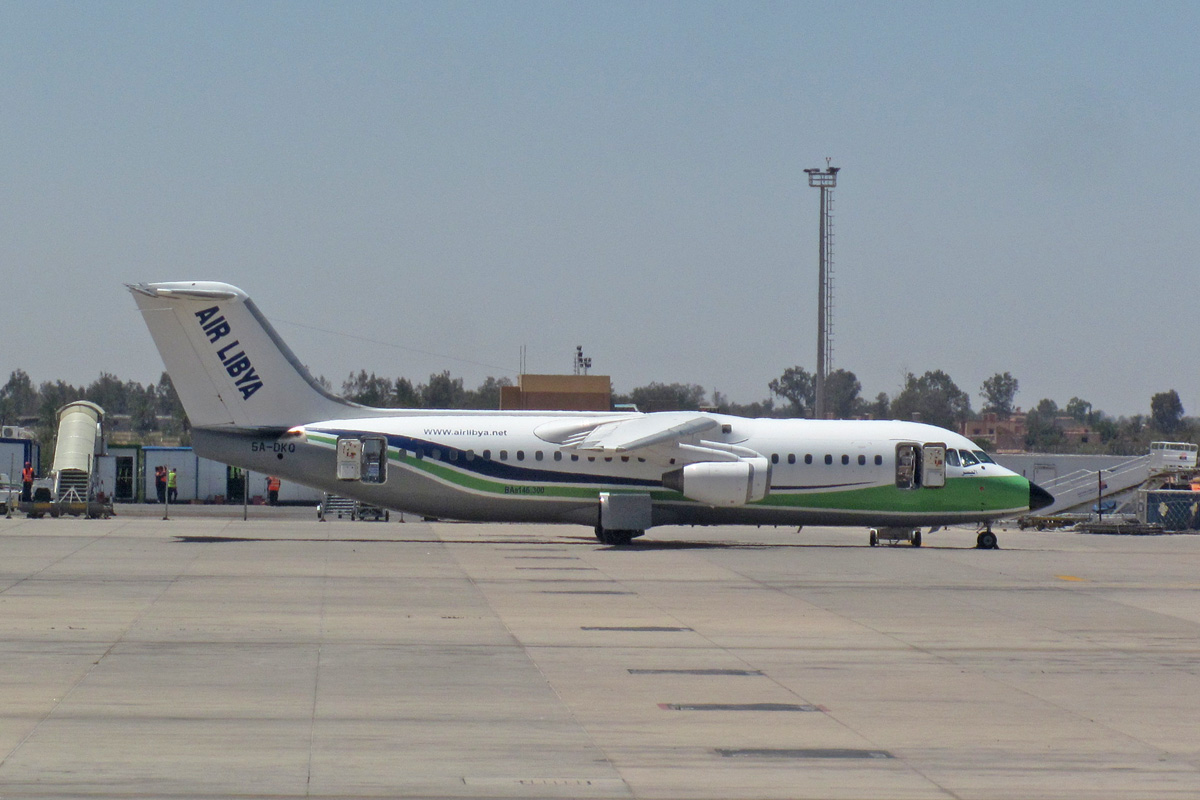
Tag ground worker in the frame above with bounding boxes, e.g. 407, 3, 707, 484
154, 465, 166, 503
21, 461, 34, 503
167, 468, 178, 504
266, 475, 281, 506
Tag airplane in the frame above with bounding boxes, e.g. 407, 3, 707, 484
129, 281, 1052, 549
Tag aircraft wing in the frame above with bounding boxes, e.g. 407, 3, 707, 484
534, 412, 721, 454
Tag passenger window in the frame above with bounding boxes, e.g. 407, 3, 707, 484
621, 456, 629, 462
858, 455, 866, 466
824, 454, 832, 465
959, 449, 979, 467
571, 454, 579, 461
482, 449, 491, 460
431, 448, 441, 461
466, 450, 475, 461
771, 453, 779, 464
874, 454, 883, 466
516, 451, 525, 461
535, 451, 544, 461
841, 455, 849, 465
553, 451, 562, 461
945, 449, 961, 467
449, 450, 458, 461
788, 454, 796, 464
805, 454, 813, 465
499, 450, 508, 461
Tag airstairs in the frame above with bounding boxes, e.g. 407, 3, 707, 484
1035, 454, 1152, 516
55, 470, 91, 503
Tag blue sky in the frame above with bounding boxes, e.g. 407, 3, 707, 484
2, 2, 1197, 417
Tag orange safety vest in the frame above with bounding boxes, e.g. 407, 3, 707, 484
22, 466, 34, 483
267, 476, 281, 491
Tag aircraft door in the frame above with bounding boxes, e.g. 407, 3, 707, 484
336, 436, 387, 484
895, 444, 919, 489
922, 444, 946, 488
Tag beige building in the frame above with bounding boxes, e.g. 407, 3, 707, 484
499, 374, 612, 411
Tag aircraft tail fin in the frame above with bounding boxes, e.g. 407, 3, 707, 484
129, 281, 364, 429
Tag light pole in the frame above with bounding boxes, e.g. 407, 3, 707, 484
805, 163, 839, 419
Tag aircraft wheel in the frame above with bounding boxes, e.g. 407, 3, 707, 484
596, 528, 635, 546
607, 530, 634, 546
912, 530, 922, 547
976, 530, 998, 550
869, 530, 878, 547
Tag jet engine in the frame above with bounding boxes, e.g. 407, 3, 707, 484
661, 457, 770, 507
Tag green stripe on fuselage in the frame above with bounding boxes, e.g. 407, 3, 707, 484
759, 475, 1029, 515
305, 432, 1026, 515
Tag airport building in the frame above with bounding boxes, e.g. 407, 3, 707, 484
499, 373, 612, 411
92, 445, 320, 505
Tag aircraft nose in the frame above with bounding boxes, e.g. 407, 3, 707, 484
1029, 481, 1054, 511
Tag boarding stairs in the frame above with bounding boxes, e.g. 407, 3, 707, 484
319, 494, 357, 520
1035, 454, 1152, 516
55, 470, 91, 503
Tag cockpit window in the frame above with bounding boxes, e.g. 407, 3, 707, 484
973, 450, 995, 464
959, 449, 980, 467
945, 449, 961, 467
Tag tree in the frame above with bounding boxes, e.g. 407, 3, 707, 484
865, 392, 890, 420
342, 370, 394, 407
1151, 390, 1184, 434
889, 370, 972, 430
768, 367, 815, 418
33, 380, 83, 442
980, 372, 1019, 418
157, 372, 187, 436
466, 376, 513, 410
625, 382, 706, 413
0, 369, 38, 424
1034, 398, 1059, 417
85, 372, 129, 414
1064, 397, 1093, 424
392, 377, 421, 408
1024, 399, 1064, 451
421, 371, 467, 409
825, 369, 862, 419
128, 383, 159, 433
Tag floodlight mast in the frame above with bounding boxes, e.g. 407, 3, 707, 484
804, 163, 839, 419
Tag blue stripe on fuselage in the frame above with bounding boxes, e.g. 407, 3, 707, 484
312, 429, 662, 488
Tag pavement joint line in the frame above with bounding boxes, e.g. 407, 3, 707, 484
0, 516, 215, 772
685, 546, 953, 794
305, 522, 333, 795
438, 526, 634, 797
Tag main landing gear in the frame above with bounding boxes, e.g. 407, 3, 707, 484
594, 526, 643, 546
869, 527, 922, 547
976, 525, 999, 550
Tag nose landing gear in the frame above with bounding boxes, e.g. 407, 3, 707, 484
976, 525, 999, 550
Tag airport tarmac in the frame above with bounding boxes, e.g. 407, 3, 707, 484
1, 507, 1199, 799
